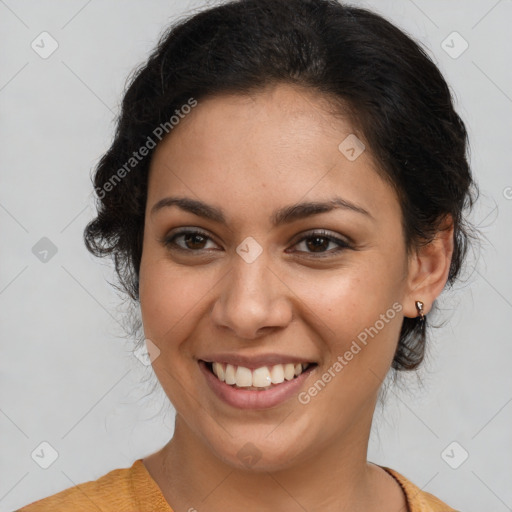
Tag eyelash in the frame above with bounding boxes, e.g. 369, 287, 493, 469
161, 228, 351, 257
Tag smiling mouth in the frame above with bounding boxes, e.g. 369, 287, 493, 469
202, 361, 317, 391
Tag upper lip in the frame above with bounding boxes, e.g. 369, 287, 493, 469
199, 353, 317, 369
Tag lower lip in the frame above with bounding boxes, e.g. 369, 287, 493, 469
199, 361, 316, 410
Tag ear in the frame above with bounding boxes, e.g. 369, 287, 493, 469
402, 215, 455, 318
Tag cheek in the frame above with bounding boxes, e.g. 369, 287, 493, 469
138, 257, 218, 409
292, 258, 403, 334
284, 256, 405, 385
138, 256, 216, 346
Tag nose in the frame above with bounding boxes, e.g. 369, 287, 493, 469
211, 249, 293, 340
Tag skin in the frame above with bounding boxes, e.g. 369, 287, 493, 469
139, 83, 454, 511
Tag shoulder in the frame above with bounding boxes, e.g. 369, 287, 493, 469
14, 459, 169, 512
382, 466, 459, 512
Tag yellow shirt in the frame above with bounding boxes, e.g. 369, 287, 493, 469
16, 459, 457, 511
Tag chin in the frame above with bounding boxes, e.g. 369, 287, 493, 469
208, 432, 313, 473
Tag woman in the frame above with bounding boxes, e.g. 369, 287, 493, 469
17, 0, 478, 510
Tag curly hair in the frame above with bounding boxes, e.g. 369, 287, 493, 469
84, 0, 479, 371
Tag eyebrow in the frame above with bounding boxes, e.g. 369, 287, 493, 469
151, 195, 374, 226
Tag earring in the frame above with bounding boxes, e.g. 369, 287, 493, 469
415, 300, 425, 322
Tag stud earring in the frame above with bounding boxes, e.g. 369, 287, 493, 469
415, 300, 425, 322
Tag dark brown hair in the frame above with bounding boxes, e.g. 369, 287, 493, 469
84, 0, 479, 371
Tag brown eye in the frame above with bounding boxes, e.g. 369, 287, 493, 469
182, 232, 208, 250
292, 230, 351, 257
162, 229, 219, 252
305, 236, 330, 252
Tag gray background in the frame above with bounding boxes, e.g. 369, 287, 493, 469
1, 1, 511, 510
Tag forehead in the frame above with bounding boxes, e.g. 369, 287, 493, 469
147, 83, 401, 229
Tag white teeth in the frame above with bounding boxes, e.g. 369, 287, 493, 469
212, 362, 225, 382
252, 367, 272, 387
284, 363, 295, 381
270, 364, 285, 384
225, 364, 236, 385
235, 366, 253, 387
210, 361, 311, 388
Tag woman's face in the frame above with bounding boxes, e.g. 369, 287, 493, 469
139, 83, 413, 471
